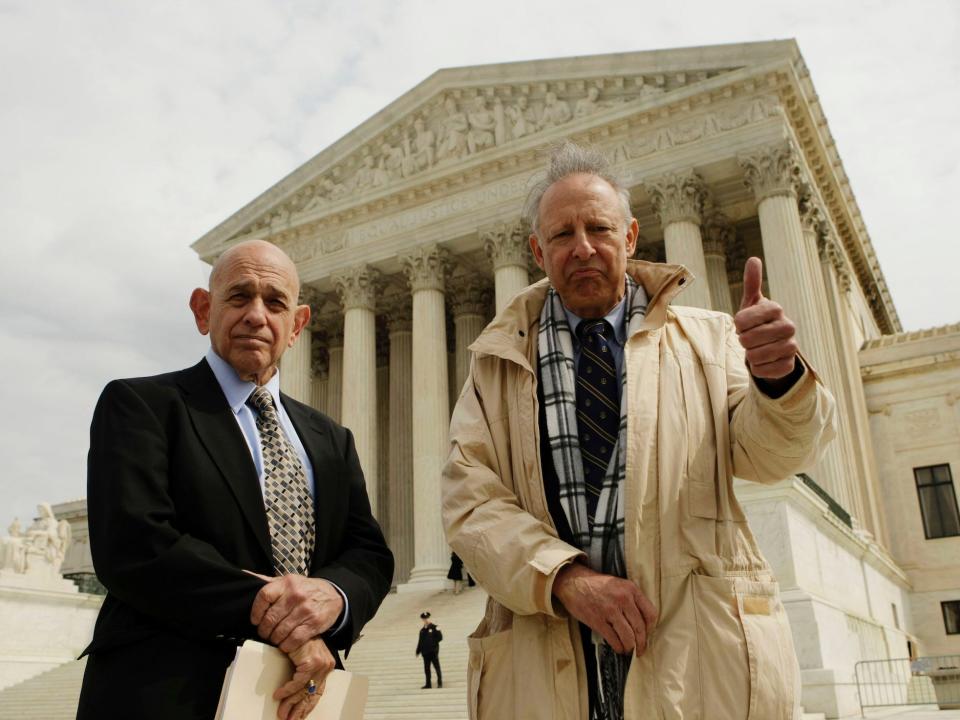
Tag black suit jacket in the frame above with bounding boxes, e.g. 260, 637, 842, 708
77, 360, 393, 720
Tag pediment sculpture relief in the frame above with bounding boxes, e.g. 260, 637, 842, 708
233, 70, 735, 240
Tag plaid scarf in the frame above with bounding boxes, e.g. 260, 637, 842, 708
538, 275, 647, 720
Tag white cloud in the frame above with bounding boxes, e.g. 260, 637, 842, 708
1, 0, 958, 526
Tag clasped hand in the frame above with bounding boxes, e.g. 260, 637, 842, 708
552, 562, 659, 656
247, 573, 344, 720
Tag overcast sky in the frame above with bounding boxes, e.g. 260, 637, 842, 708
1, 0, 957, 529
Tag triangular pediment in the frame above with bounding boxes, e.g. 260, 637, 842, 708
193, 40, 800, 258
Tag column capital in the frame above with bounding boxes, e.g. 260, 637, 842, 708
448, 269, 491, 319
299, 285, 325, 313
482, 220, 529, 271
725, 235, 748, 283
401, 244, 451, 293
382, 286, 413, 333
702, 209, 734, 257
645, 169, 707, 228
310, 334, 328, 378
817, 233, 852, 293
798, 186, 828, 234
333, 264, 381, 311
738, 140, 804, 202
634, 242, 663, 263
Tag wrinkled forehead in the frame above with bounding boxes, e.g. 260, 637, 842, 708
211, 251, 300, 298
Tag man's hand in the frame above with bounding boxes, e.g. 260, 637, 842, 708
273, 636, 335, 720
250, 575, 345, 653
734, 257, 799, 381
552, 563, 658, 656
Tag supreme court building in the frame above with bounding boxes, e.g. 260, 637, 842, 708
186, 40, 959, 716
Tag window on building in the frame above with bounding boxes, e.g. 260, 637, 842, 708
943, 601, 960, 635
914, 464, 960, 539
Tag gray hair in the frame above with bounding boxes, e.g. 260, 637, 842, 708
522, 141, 633, 236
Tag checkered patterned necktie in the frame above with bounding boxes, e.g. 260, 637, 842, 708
247, 386, 315, 575
575, 319, 620, 526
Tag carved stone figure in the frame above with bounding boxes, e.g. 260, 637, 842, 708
467, 96, 498, 154
506, 94, 538, 140
574, 86, 601, 118
352, 154, 378, 191
410, 117, 435, 171
379, 142, 406, 181
437, 97, 469, 161
539, 91, 572, 129
0, 518, 25, 574
1, 503, 72, 578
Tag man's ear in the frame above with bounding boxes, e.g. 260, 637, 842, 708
528, 233, 546, 271
189, 288, 211, 335
288, 304, 311, 348
625, 217, 639, 258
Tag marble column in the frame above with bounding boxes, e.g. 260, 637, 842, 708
310, 333, 328, 413
399, 244, 451, 590
646, 169, 712, 309
703, 210, 736, 315
449, 270, 490, 397
376, 335, 390, 534
483, 221, 530, 314
725, 236, 748, 313
279, 328, 312, 403
334, 265, 381, 518
326, 329, 343, 423
739, 141, 851, 511
386, 295, 414, 585
798, 197, 866, 525
819, 233, 888, 545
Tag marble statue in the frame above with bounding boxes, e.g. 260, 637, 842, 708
574, 86, 601, 118
539, 91, 572, 129
437, 97, 468, 161
0, 503, 71, 578
467, 96, 498, 154
410, 116, 435, 171
506, 94, 537, 140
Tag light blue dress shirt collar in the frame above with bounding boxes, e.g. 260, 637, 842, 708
561, 293, 628, 383
206, 347, 283, 415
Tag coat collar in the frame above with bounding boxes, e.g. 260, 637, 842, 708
469, 260, 693, 369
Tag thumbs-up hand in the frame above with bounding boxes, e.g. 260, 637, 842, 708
734, 257, 799, 381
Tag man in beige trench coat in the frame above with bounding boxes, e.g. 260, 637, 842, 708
442, 142, 836, 720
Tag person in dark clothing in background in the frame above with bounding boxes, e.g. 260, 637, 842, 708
415, 611, 443, 689
447, 551, 475, 594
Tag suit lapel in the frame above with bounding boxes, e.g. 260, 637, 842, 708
178, 360, 272, 563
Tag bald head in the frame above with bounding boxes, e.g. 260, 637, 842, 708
190, 239, 310, 385
209, 240, 301, 296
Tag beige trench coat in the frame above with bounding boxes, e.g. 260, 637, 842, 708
442, 260, 836, 720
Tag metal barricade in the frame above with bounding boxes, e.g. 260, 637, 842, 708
855, 655, 960, 715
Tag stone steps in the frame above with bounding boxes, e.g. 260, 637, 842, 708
0, 586, 487, 720
0, 656, 87, 719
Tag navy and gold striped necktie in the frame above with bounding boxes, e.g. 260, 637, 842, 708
574, 319, 620, 526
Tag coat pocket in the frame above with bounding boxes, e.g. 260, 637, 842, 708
736, 580, 800, 720
691, 574, 799, 720
466, 628, 514, 720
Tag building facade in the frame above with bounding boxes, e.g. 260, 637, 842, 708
186, 40, 956, 717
